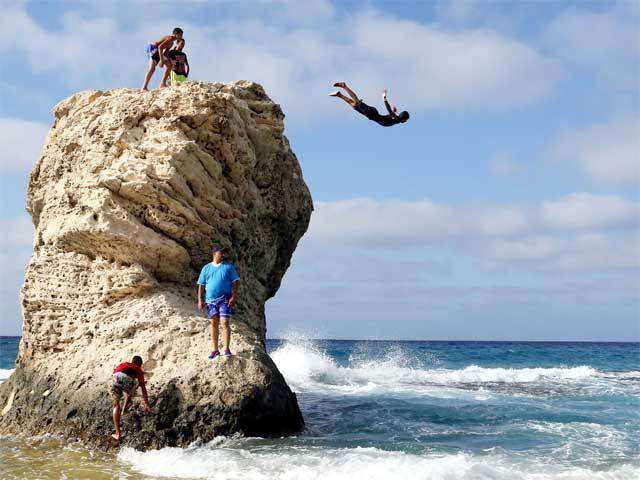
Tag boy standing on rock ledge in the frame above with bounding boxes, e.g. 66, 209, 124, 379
198, 246, 241, 359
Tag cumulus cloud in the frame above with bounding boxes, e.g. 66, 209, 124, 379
544, 1, 640, 89
309, 198, 530, 246
485, 232, 640, 272
541, 193, 639, 230
0, 2, 560, 118
309, 193, 638, 248
0, 118, 49, 174
348, 14, 559, 110
549, 117, 640, 186
265, 192, 639, 338
302, 193, 640, 275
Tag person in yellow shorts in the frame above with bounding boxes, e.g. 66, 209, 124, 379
167, 49, 189, 85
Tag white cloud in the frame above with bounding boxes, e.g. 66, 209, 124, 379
544, 2, 640, 89
303, 193, 640, 275
309, 198, 529, 247
548, 231, 640, 272
485, 231, 640, 272
486, 236, 566, 262
541, 193, 639, 230
310, 193, 638, 248
549, 117, 640, 186
0, 3, 560, 118
267, 194, 639, 339
0, 118, 49, 174
349, 14, 559, 111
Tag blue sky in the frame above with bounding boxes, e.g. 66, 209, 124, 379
0, 0, 638, 340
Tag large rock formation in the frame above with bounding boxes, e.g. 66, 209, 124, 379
0, 81, 312, 449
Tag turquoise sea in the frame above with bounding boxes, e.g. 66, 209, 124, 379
1, 335, 639, 479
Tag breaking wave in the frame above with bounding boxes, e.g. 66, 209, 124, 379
119, 439, 638, 480
270, 338, 602, 396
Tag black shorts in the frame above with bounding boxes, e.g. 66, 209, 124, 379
353, 100, 380, 121
146, 44, 160, 63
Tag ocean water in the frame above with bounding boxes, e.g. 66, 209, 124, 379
1, 335, 639, 479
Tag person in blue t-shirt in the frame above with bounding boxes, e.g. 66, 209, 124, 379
197, 245, 241, 359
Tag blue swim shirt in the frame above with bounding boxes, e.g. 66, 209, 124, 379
197, 262, 240, 302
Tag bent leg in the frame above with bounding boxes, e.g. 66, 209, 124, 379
112, 397, 122, 441
122, 392, 131, 413
141, 60, 157, 91
159, 62, 172, 88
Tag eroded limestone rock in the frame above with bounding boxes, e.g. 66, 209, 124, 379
0, 81, 312, 450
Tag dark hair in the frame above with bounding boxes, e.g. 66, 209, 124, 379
398, 111, 410, 123
173, 28, 184, 35
132, 355, 143, 366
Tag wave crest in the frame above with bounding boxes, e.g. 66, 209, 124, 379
270, 339, 599, 396
119, 442, 638, 480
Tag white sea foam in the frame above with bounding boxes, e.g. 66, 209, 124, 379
118, 441, 639, 480
270, 340, 600, 396
0, 368, 14, 382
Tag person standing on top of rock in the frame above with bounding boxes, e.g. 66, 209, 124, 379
329, 82, 410, 127
197, 246, 241, 359
109, 355, 152, 442
141, 27, 185, 91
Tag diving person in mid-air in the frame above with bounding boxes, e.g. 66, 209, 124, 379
329, 82, 410, 127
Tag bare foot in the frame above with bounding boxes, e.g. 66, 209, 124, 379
111, 433, 121, 442
140, 87, 149, 92
333, 82, 346, 88
328, 91, 341, 97
158, 83, 168, 89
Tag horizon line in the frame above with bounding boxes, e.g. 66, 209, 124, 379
1, 335, 638, 343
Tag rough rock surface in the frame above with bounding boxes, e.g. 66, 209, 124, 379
0, 81, 312, 450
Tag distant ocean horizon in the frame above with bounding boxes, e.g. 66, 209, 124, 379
2, 335, 639, 342
2, 335, 639, 479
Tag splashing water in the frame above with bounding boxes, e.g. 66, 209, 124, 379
1, 335, 639, 479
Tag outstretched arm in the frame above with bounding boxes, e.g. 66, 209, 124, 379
384, 99, 396, 116
382, 89, 396, 117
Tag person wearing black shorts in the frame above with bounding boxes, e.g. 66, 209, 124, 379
141, 27, 185, 91
329, 82, 410, 127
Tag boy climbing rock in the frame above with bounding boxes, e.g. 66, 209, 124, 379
109, 355, 152, 441
197, 246, 241, 359
141, 27, 185, 91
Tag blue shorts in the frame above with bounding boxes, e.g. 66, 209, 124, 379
146, 43, 160, 63
206, 296, 232, 318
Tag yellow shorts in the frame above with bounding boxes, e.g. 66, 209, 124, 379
170, 72, 187, 84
